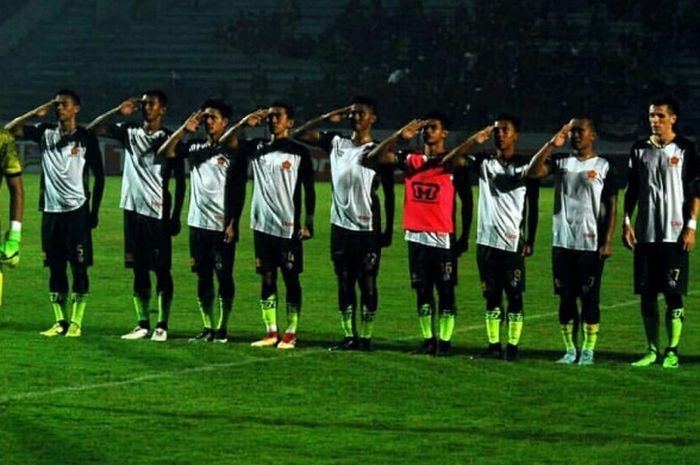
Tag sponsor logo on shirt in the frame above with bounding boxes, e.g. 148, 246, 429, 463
411, 182, 440, 202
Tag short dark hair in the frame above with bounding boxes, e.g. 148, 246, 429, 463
201, 98, 232, 119
271, 100, 294, 119
351, 95, 378, 114
572, 116, 597, 133
423, 110, 450, 130
56, 89, 81, 106
650, 95, 680, 116
494, 113, 521, 132
144, 89, 168, 106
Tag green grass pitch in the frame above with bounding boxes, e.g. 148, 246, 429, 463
1, 175, 699, 465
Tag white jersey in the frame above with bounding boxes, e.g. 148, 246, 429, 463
550, 154, 613, 251
321, 133, 378, 231
404, 231, 451, 249
628, 136, 699, 243
184, 140, 232, 231
109, 123, 171, 219
473, 155, 532, 252
24, 124, 100, 213
242, 138, 314, 239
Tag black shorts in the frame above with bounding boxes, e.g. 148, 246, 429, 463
189, 226, 236, 273
124, 210, 172, 271
552, 247, 604, 298
330, 225, 381, 277
477, 244, 525, 295
254, 231, 303, 274
407, 241, 457, 288
634, 242, 689, 295
42, 204, 93, 268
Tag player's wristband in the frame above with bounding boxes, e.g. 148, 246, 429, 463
623, 215, 631, 227
687, 219, 697, 231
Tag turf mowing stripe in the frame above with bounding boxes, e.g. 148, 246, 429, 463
2, 292, 696, 404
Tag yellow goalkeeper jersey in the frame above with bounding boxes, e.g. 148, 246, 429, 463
0, 129, 22, 176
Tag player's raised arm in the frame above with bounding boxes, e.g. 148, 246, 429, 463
292, 105, 353, 145
441, 125, 494, 167
86, 97, 141, 136
158, 110, 203, 159
3, 99, 57, 138
219, 108, 269, 151
366, 119, 426, 163
525, 121, 572, 179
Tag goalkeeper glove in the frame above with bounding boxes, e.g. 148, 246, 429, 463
1, 228, 21, 268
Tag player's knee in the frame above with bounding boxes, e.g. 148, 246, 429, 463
664, 293, 683, 312
506, 292, 523, 314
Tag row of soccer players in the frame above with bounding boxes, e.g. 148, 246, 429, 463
1, 91, 697, 367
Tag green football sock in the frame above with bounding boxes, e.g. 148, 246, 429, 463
217, 297, 233, 331
197, 296, 214, 329
133, 294, 149, 323
70, 293, 88, 326
49, 292, 67, 322
360, 306, 376, 339
260, 294, 277, 332
507, 312, 524, 345
286, 303, 300, 334
418, 303, 434, 339
560, 322, 576, 351
438, 311, 455, 342
340, 305, 354, 337
582, 323, 599, 351
485, 307, 501, 344
157, 293, 171, 326
666, 308, 684, 349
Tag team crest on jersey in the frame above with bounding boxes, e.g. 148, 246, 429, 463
670, 156, 680, 166
282, 160, 292, 170
587, 170, 597, 179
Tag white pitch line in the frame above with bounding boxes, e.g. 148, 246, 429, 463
2, 292, 697, 404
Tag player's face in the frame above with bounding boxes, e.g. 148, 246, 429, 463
267, 106, 293, 137
349, 104, 376, 132
649, 104, 677, 137
202, 108, 228, 137
141, 95, 166, 122
54, 95, 79, 122
569, 119, 596, 151
493, 120, 518, 151
422, 119, 447, 145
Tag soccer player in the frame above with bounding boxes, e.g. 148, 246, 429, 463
367, 113, 485, 356
87, 91, 185, 342
623, 96, 700, 368
158, 99, 246, 343
219, 102, 315, 349
292, 96, 394, 351
5, 90, 105, 336
445, 114, 539, 361
0, 129, 24, 270
525, 117, 617, 365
